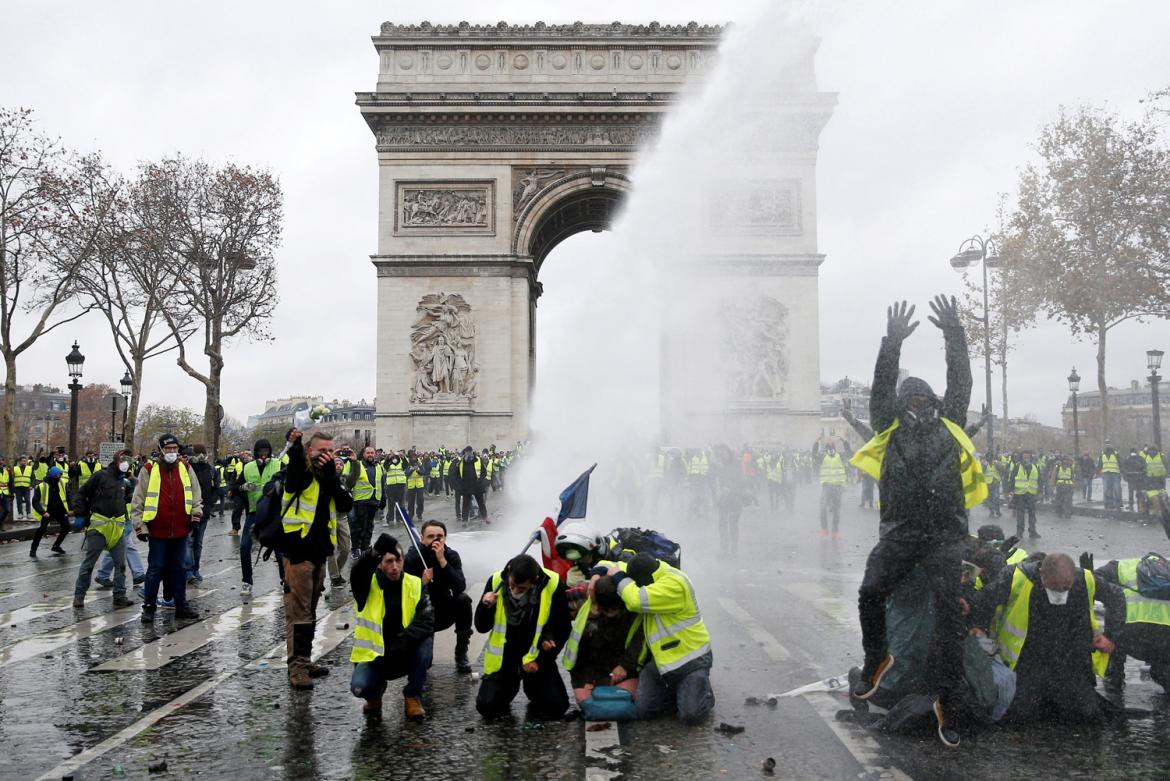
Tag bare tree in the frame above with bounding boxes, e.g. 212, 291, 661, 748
0, 108, 112, 458
135, 157, 282, 455
1007, 105, 1170, 444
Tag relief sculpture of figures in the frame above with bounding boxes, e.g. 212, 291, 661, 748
721, 295, 789, 399
402, 188, 488, 227
410, 292, 479, 403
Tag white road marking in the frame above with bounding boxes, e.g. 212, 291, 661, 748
803, 691, 912, 780
584, 721, 623, 781
718, 598, 792, 661
0, 563, 74, 586
0, 595, 74, 627
0, 605, 142, 668
248, 604, 353, 670
780, 582, 856, 625
93, 590, 280, 671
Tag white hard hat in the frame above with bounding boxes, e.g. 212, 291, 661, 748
555, 522, 603, 561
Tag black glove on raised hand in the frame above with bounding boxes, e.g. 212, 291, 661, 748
1079, 551, 1094, 572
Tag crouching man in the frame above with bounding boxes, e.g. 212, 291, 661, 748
475, 554, 571, 719
404, 520, 474, 673
593, 552, 714, 725
350, 534, 434, 720
564, 575, 643, 707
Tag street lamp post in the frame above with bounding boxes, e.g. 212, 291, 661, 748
1149, 349, 1164, 453
1068, 367, 1081, 457
65, 341, 85, 457
949, 235, 1000, 454
120, 371, 133, 444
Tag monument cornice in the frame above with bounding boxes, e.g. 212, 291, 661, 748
375, 21, 726, 41
365, 112, 661, 153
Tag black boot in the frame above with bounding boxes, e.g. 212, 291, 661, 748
289, 622, 316, 690
454, 630, 472, 674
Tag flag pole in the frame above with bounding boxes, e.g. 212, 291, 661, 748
394, 502, 428, 562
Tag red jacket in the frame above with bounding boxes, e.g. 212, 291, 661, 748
142, 461, 192, 539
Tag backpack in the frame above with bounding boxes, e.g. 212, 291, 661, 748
1136, 552, 1170, 601
251, 470, 299, 559
607, 527, 682, 569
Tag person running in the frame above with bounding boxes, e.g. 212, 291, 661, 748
72, 450, 135, 610
30, 465, 70, 558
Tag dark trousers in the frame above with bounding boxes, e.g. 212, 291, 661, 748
0, 495, 8, 527
1004, 669, 1105, 723
476, 656, 568, 719
1055, 484, 1074, 517
14, 487, 31, 517
433, 593, 474, 634
820, 485, 843, 531
861, 478, 876, 509
1108, 625, 1170, 692
858, 538, 964, 703
30, 511, 68, 554
351, 503, 379, 553
406, 487, 425, 519
1015, 494, 1038, 535
458, 492, 487, 523
231, 494, 246, 531
386, 485, 406, 510
351, 637, 433, 700
635, 657, 715, 725
144, 537, 189, 609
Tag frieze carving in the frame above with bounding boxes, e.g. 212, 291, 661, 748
376, 123, 656, 150
378, 21, 725, 38
709, 180, 801, 234
395, 181, 495, 235
410, 292, 479, 404
721, 296, 789, 400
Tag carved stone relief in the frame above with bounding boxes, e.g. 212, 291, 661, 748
721, 296, 789, 400
395, 181, 495, 235
410, 292, 479, 404
376, 122, 656, 151
709, 179, 801, 234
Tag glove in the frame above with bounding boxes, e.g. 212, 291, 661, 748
1079, 551, 1094, 572
71, 516, 86, 531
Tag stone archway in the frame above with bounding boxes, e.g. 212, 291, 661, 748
357, 21, 834, 447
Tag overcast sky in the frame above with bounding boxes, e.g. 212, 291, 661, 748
3, 0, 1170, 428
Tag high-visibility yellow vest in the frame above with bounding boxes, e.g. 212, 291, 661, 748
483, 568, 559, 675
281, 477, 339, 547
1013, 464, 1039, 495
767, 460, 784, 483
78, 461, 102, 481
13, 464, 33, 489
385, 461, 406, 486
225, 458, 241, 480
562, 596, 643, 671
141, 463, 193, 522
0, 468, 8, 496
819, 454, 847, 486
89, 511, 126, 551
429, 461, 440, 479
850, 418, 987, 508
350, 572, 422, 663
242, 458, 281, 512
32, 480, 70, 520
1116, 559, 1170, 628
406, 466, 425, 490
485, 459, 494, 480
1145, 453, 1167, 479
1055, 466, 1074, 485
997, 566, 1109, 677
984, 464, 1000, 486
443, 458, 454, 477
34, 463, 48, 482
1006, 548, 1028, 565
352, 462, 384, 502
690, 453, 709, 476
1100, 453, 1120, 474
459, 458, 482, 481
605, 559, 711, 676
215, 464, 224, 486
650, 454, 664, 478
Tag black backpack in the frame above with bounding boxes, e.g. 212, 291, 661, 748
1136, 552, 1170, 601
251, 470, 300, 559
607, 527, 683, 569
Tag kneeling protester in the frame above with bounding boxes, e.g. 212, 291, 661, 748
350, 534, 435, 719
564, 575, 644, 721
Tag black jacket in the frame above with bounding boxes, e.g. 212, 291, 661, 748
282, 438, 353, 564
453, 456, 482, 494
404, 545, 468, 608
474, 571, 571, 667
869, 326, 972, 543
74, 464, 132, 520
191, 461, 216, 515
351, 551, 434, 658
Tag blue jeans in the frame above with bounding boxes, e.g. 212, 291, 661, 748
239, 511, 284, 585
143, 537, 188, 610
185, 518, 208, 577
634, 656, 715, 726
1103, 474, 1122, 509
98, 518, 145, 580
350, 637, 433, 700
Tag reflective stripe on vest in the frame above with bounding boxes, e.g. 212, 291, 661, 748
849, 418, 988, 508
353, 463, 384, 502
997, 566, 1109, 677
385, 462, 406, 486
1014, 465, 1039, 495
141, 463, 193, 522
406, 467, 425, 490
819, 454, 847, 486
1056, 466, 1074, 485
608, 559, 712, 675
281, 478, 339, 547
562, 596, 642, 671
350, 572, 422, 663
483, 568, 559, 676
1101, 453, 1120, 474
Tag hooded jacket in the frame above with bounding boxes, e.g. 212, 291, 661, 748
75, 458, 133, 520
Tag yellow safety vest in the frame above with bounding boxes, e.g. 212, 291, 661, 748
1100, 453, 1120, 474
1013, 464, 1039, 495
89, 511, 126, 552
34, 463, 48, 482
1006, 548, 1028, 565
281, 477, 339, 547
1145, 453, 1167, 479
429, 461, 441, 479
819, 453, 847, 486
650, 454, 664, 478
352, 462, 384, 502
443, 458, 454, 477
141, 462, 193, 522
350, 572, 422, 663
406, 466, 425, 490
13, 464, 33, 489
1116, 559, 1170, 628
385, 461, 406, 486
1055, 466, 1074, 485
690, 453, 709, 476
562, 596, 644, 671
483, 568, 559, 675
997, 566, 1109, 677
32, 480, 70, 520
0, 468, 8, 496
78, 461, 102, 480
606, 559, 712, 675
242, 458, 282, 512
849, 418, 987, 508
767, 460, 784, 483
485, 459, 494, 480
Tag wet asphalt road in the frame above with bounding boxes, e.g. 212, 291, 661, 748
0, 482, 1168, 780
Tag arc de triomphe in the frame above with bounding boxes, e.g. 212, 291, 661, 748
357, 21, 835, 448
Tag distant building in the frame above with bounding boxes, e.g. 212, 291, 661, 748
315, 399, 376, 449
1061, 379, 1169, 450
247, 395, 323, 432
0, 383, 70, 456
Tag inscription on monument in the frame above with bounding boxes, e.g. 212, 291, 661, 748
376, 122, 656, 151
721, 295, 789, 400
410, 292, 480, 405
709, 179, 801, 234
395, 181, 495, 235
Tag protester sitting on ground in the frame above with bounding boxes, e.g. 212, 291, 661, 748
970, 552, 1123, 724
563, 575, 644, 705
350, 534, 434, 719
474, 554, 571, 720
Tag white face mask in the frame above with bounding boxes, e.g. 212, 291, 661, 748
1045, 588, 1070, 605
163, 452, 179, 464
119, 461, 131, 473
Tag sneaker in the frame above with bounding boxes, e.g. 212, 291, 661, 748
113, 596, 135, 608
1029, 530, 1041, 539
852, 654, 895, 700
159, 598, 175, 609
350, 550, 362, 562
818, 529, 829, 538
191, 571, 203, 583
72, 596, 84, 608
50, 548, 66, 556
934, 698, 960, 748
832, 531, 844, 541
94, 577, 113, 589
228, 529, 239, 537
241, 582, 253, 598
132, 574, 145, 585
